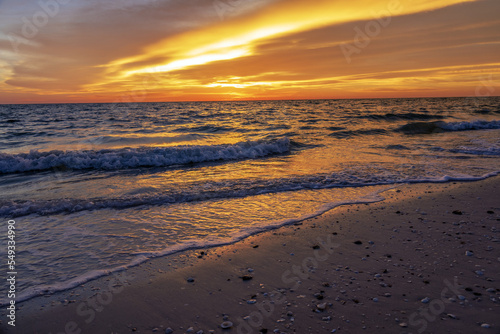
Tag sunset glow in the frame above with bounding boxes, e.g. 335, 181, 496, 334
0, 0, 498, 103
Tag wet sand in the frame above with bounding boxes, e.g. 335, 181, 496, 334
6, 177, 500, 334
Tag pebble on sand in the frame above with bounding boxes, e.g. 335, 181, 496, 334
481, 323, 491, 328
421, 297, 431, 304
316, 302, 327, 311
220, 321, 233, 329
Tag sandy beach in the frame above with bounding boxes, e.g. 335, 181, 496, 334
6, 177, 499, 334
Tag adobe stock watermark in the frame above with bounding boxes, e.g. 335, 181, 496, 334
235, 234, 340, 334
475, 74, 496, 98
7, 0, 73, 54
213, 0, 249, 20
406, 277, 463, 334
340, 0, 402, 64
47, 270, 134, 334
467, 74, 497, 110
86, 68, 163, 146
116, 0, 161, 12
6, 220, 17, 327
51, 68, 163, 181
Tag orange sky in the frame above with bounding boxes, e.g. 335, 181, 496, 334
0, 0, 499, 103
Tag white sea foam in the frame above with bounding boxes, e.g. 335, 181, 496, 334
2, 170, 499, 218
397, 119, 500, 134
439, 119, 500, 131
0, 138, 290, 174
0, 187, 390, 306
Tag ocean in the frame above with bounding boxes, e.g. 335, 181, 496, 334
1, 97, 499, 305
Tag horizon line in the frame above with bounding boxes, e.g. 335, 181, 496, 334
1, 95, 498, 106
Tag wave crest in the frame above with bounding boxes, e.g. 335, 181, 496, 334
397, 120, 500, 134
0, 138, 290, 174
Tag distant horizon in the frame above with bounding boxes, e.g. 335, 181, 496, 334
1, 95, 499, 106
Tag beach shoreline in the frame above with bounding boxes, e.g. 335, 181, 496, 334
5, 177, 500, 333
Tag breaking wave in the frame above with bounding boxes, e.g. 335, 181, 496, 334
397, 120, 500, 134
0, 138, 290, 174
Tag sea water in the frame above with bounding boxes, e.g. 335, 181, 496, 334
0, 97, 499, 304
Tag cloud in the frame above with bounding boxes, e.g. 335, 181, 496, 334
0, 0, 498, 103
128, 0, 497, 98
0, 0, 248, 91
110, 0, 478, 75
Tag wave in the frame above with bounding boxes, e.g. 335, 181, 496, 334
171, 124, 233, 133
328, 128, 388, 139
81, 133, 207, 144
2, 170, 499, 218
396, 120, 500, 134
386, 144, 411, 150
473, 108, 500, 114
357, 112, 445, 121
0, 138, 290, 174
440, 120, 500, 131
449, 147, 500, 156
0, 188, 390, 306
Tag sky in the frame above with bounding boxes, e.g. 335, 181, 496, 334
0, 0, 499, 103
